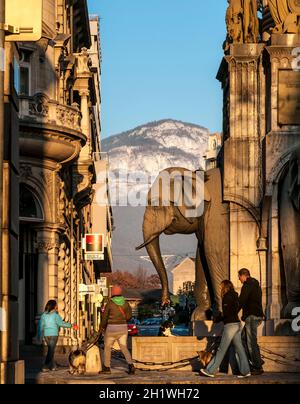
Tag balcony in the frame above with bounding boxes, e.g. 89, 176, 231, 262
19, 94, 86, 164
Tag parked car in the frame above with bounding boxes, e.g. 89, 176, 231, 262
137, 318, 163, 336
128, 320, 139, 336
172, 324, 190, 336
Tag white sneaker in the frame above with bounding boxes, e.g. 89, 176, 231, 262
200, 369, 215, 378
237, 373, 251, 379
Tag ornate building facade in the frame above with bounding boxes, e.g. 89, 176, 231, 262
19, 0, 113, 343
1, 0, 112, 383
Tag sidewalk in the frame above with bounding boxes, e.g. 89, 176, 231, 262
22, 346, 300, 385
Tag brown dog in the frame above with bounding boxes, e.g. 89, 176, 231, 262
197, 351, 213, 369
68, 349, 86, 375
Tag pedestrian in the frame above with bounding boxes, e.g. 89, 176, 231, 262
238, 268, 265, 375
38, 300, 77, 372
100, 285, 135, 375
200, 280, 251, 379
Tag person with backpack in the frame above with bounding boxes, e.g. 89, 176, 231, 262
38, 300, 78, 372
100, 285, 135, 375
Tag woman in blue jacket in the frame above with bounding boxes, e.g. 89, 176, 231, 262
38, 300, 76, 372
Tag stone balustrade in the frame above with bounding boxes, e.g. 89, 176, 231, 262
19, 94, 82, 133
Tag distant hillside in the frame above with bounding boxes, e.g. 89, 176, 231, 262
102, 119, 209, 273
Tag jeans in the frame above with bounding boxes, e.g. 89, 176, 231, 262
243, 315, 263, 370
44, 336, 58, 370
104, 325, 133, 368
206, 323, 250, 376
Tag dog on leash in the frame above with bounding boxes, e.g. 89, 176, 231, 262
197, 351, 214, 368
68, 349, 86, 375
158, 321, 176, 337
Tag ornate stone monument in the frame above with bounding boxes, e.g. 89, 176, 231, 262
218, 0, 300, 336
135, 1, 300, 372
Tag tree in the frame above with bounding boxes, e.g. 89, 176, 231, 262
107, 270, 162, 290
145, 274, 162, 289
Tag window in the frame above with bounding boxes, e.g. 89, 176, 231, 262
19, 184, 43, 221
19, 50, 31, 96
13, 56, 20, 94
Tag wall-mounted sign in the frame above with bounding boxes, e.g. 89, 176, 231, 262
79, 284, 102, 295
5, 0, 43, 42
97, 277, 107, 289
82, 234, 104, 261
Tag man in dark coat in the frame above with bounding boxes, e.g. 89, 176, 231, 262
238, 268, 264, 375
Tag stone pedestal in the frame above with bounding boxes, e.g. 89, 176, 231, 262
85, 346, 102, 374
132, 336, 300, 373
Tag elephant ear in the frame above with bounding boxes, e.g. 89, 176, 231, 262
148, 169, 210, 221
288, 153, 300, 211
170, 171, 210, 221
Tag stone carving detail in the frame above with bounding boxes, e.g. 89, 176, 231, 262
22, 92, 82, 133
71, 256, 76, 326
29, 93, 50, 117
58, 181, 67, 225
225, 0, 259, 49
58, 242, 71, 326
20, 165, 33, 180
56, 103, 82, 131
76, 48, 92, 75
40, 170, 53, 186
267, 0, 300, 33
37, 239, 58, 253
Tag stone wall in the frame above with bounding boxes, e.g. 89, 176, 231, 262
132, 336, 300, 373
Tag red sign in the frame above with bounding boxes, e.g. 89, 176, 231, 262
85, 234, 104, 253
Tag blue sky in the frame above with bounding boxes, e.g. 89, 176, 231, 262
88, 0, 228, 138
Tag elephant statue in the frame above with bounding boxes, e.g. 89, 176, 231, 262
279, 151, 300, 318
136, 167, 230, 320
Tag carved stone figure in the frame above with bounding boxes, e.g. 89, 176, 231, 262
279, 151, 300, 318
268, 0, 300, 33
136, 168, 230, 320
244, 0, 260, 42
225, 0, 259, 49
226, 0, 244, 46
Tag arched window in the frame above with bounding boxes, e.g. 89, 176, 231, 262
19, 184, 44, 221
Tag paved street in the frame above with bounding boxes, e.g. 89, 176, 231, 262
22, 347, 300, 385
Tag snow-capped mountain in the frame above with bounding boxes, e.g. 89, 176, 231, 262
102, 119, 210, 273
102, 119, 209, 175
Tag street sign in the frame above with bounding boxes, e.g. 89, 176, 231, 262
83, 234, 104, 261
5, 0, 43, 42
85, 234, 104, 253
97, 277, 107, 289
79, 284, 102, 295
85, 253, 104, 261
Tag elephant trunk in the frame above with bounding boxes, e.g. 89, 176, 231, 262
137, 206, 174, 305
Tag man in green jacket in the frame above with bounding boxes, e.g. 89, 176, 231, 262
101, 285, 135, 375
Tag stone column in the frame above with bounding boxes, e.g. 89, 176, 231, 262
79, 90, 90, 138
36, 229, 60, 315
